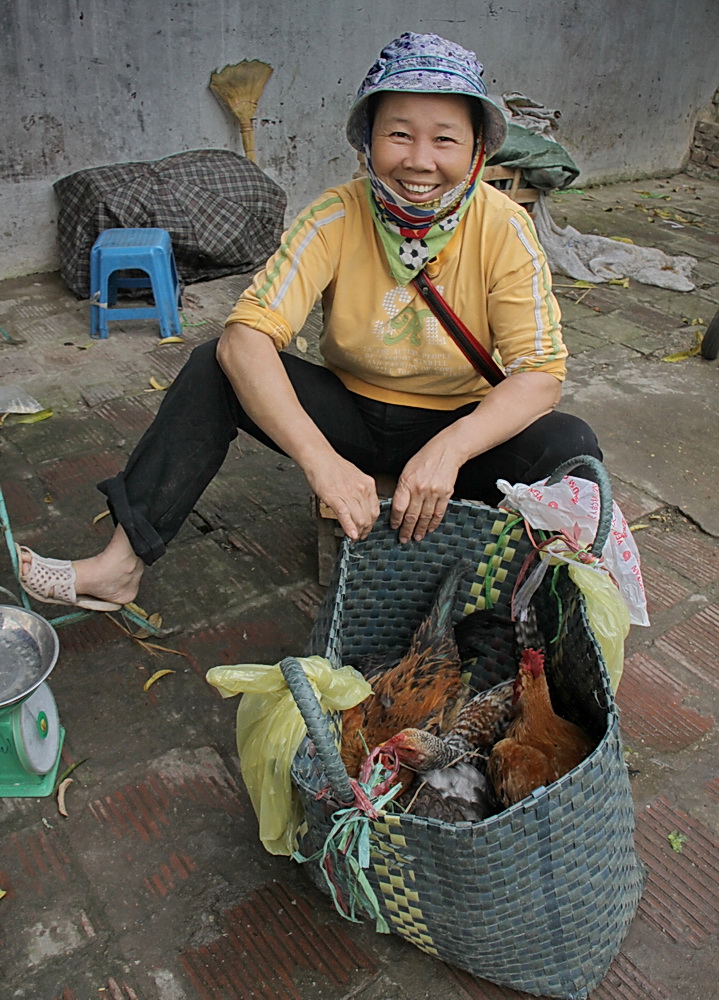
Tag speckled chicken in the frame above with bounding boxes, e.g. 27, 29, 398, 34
340, 559, 471, 779
376, 678, 516, 821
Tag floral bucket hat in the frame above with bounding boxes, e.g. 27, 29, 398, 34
346, 32, 508, 158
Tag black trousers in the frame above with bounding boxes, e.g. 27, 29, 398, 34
98, 339, 602, 565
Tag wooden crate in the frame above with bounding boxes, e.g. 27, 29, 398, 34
482, 165, 539, 211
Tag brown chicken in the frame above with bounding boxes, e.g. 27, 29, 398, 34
373, 678, 516, 821
340, 559, 471, 779
486, 648, 595, 808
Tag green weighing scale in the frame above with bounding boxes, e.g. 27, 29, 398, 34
0, 605, 64, 796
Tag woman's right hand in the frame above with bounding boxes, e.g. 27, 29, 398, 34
305, 456, 380, 541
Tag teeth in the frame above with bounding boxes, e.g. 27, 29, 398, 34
403, 182, 436, 193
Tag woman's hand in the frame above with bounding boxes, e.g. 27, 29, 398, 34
391, 439, 462, 543
306, 456, 380, 541
389, 372, 562, 544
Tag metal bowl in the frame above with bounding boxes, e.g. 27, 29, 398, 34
0, 605, 60, 708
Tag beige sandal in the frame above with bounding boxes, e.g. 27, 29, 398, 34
16, 544, 122, 612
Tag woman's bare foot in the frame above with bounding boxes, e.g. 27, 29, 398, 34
19, 525, 144, 607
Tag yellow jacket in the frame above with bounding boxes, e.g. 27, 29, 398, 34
226, 178, 567, 410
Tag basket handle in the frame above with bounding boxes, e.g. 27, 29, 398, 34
545, 454, 613, 556
279, 657, 355, 805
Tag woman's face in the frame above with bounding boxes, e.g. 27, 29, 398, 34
370, 92, 475, 204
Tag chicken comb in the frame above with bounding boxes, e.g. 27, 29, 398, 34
519, 647, 545, 678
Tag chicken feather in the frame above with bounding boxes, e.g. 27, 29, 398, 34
340, 559, 471, 779
486, 647, 595, 808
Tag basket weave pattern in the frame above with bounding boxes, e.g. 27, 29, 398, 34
293, 501, 644, 999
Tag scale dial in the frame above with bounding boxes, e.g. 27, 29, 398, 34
12, 682, 61, 775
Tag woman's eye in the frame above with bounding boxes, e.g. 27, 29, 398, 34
436, 136, 455, 143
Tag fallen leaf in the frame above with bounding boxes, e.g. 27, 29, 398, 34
608, 236, 634, 244
148, 376, 169, 391
76, 341, 95, 350
92, 509, 111, 525
12, 408, 54, 424
143, 668, 175, 692
668, 830, 687, 853
295, 336, 308, 354
629, 523, 649, 532
0, 889, 6, 900
572, 280, 596, 288
158, 336, 186, 345
124, 601, 149, 619
57, 777, 73, 817
55, 758, 89, 790
104, 613, 185, 655
132, 612, 163, 640
661, 331, 702, 363
608, 277, 630, 287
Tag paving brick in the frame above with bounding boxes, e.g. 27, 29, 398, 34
55, 613, 123, 656
444, 967, 520, 998
617, 651, 714, 749
0, 825, 101, 984
635, 527, 719, 587
93, 392, 161, 434
38, 450, 124, 501
178, 615, 310, 682
635, 795, 719, 946
142, 345, 193, 384
291, 582, 326, 622
589, 953, 672, 1000
52, 979, 142, 1000
654, 604, 719, 690
0, 476, 47, 526
179, 881, 376, 999
638, 562, 692, 615
7, 416, 121, 466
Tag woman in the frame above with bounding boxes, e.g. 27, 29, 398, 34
18, 32, 600, 612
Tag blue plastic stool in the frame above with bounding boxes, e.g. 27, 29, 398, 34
89, 228, 183, 339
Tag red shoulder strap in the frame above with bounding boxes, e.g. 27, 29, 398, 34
412, 271, 506, 387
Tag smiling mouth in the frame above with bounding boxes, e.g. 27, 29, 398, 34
399, 181, 439, 195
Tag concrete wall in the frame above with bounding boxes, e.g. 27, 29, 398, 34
2, 0, 718, 280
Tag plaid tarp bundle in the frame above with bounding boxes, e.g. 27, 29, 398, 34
53, 149, 287, 298
290, 499, 644, 999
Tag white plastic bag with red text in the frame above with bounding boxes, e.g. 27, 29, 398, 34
497, 474, 649, 626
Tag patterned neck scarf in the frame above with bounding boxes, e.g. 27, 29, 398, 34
365, 138, 486, 285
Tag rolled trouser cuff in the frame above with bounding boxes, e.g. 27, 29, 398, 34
97, 473, 167, 566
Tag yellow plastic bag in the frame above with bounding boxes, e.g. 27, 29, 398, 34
206, 656, 372, 856
567, 563, 630, 692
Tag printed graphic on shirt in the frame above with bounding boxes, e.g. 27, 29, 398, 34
374, 285, 442, 348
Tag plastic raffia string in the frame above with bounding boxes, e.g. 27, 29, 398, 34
483, 515, 524, 609
292, 758, 402, 934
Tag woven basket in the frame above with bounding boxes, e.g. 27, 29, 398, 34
285, 458, 644, 999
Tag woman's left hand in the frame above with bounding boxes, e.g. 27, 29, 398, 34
391, 440, 462, 544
